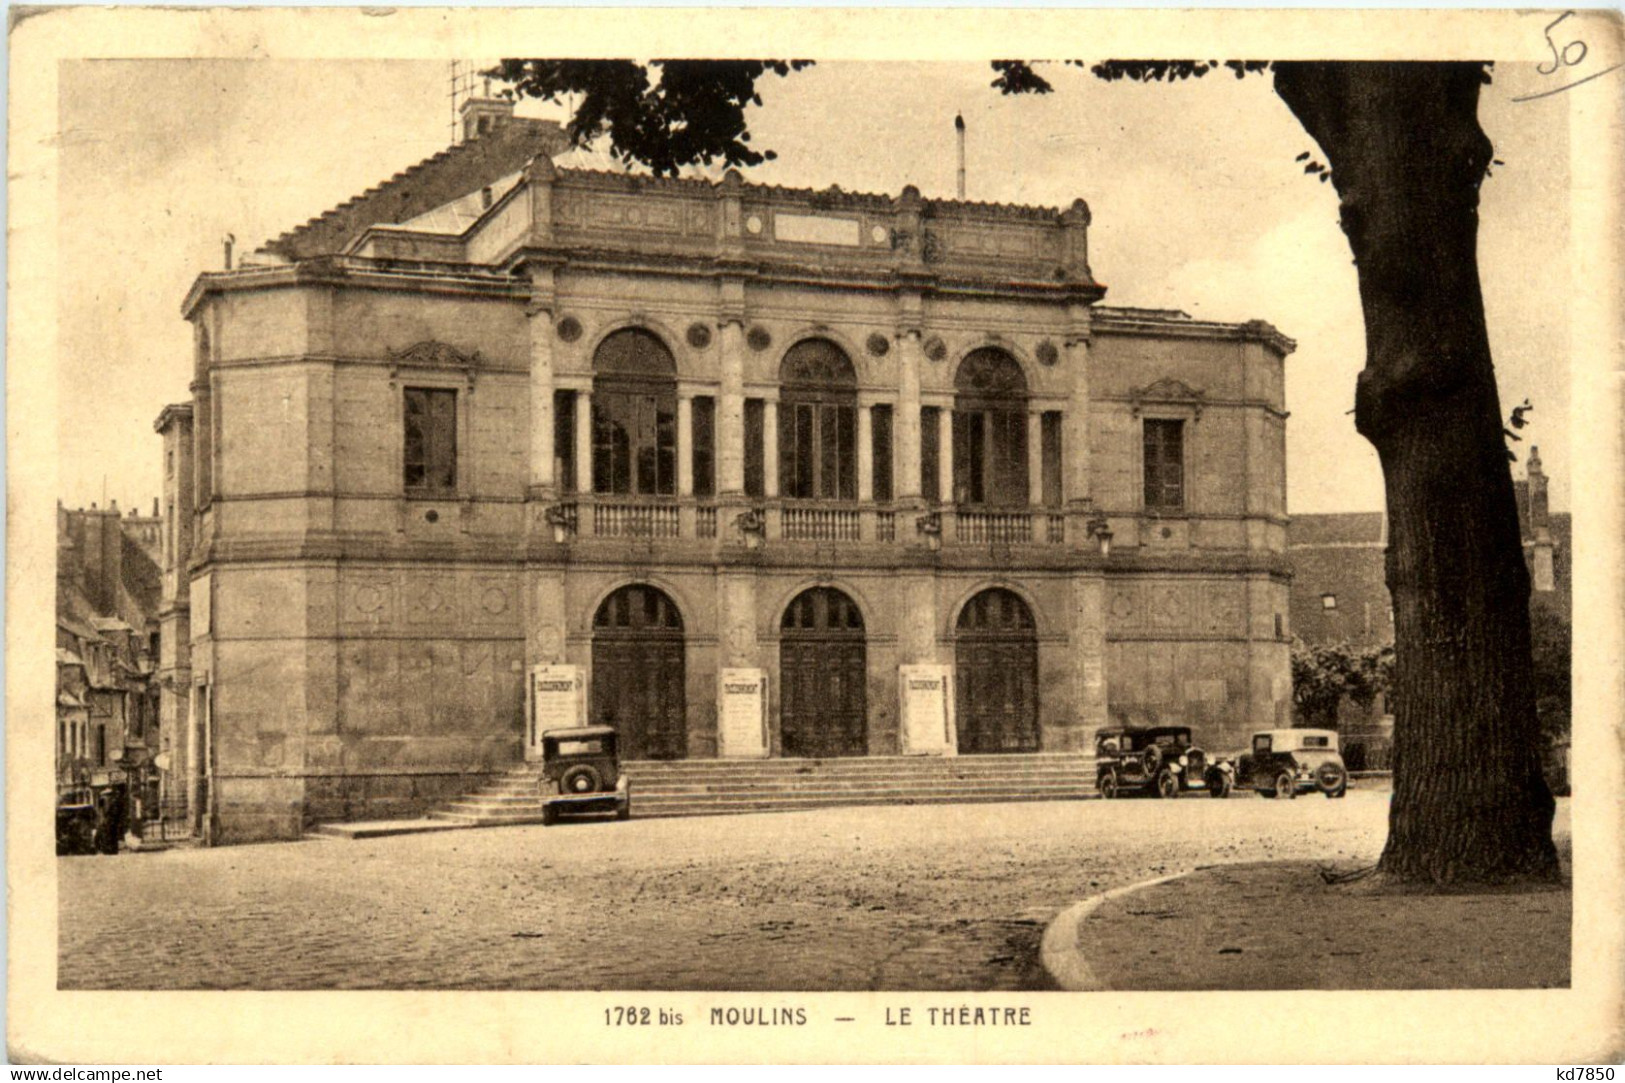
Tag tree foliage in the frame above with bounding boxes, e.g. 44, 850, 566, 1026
1528, 598, 1571, 747
1290, 638, 1394, 728
486, 60, 813, 176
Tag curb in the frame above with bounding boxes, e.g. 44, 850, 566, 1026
1039, 869, 1197, 991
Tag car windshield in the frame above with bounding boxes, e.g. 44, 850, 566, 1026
1153, 733, 1190, 747
554, 739, 606, 756
1301, 735, 1331, 749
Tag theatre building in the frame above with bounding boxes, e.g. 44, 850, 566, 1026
165, 98, 1295, 842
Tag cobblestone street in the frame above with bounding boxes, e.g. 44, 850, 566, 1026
59, 789, 1547, 991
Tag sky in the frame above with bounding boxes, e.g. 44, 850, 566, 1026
56, 59, 1573, 516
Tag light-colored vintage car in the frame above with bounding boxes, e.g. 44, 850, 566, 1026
1233, 728, 1349, 799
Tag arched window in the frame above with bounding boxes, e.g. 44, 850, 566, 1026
953, 348, 1028, 507
779, 339, 857, 501
592, 329, 678, 496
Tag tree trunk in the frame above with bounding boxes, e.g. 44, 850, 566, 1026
1272, 63, 1560, 884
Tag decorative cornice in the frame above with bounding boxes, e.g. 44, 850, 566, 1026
1094, 307, 1296, 356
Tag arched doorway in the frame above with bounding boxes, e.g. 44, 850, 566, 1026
952, 348, 1028, 507
591, 584, 687, 759
779, 587, 867, 757
955, 588, 1040, 753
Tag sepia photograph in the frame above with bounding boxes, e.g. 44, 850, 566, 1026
10, 5, 1624, 1065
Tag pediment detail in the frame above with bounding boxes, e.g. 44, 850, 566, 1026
1130, 377, 1206, 419
388, 340, 482, 369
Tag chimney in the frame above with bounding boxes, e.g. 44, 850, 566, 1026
954, 114, 966, 200
461, 93, 516, 143
1527, 446, 1555, 591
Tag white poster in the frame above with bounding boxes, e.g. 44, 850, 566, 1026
899, 664, 956, 755
717, 668, 769, 759
527, 664, 583, 760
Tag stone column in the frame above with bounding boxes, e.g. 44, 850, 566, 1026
1064, 306, 1093, 509
936, 406, 954, 507
895, 330, 923, 503
677, 393, 694, 497
526, 286, 556, 499
574, 390, 593, 495
717, 318, 746, 496
1027, 408, 1044, 507
763, 398, 780, 498
857, 404, 874, 503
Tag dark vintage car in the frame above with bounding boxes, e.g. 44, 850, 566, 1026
56, 783, 127, 855
538, 726, 631, 825
1094, 725, 1233, 799
1234, 728, 1349, 799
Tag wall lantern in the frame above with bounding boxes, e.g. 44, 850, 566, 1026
736, 508, 767, 550
1086, 513, 1114, 559
916, 512, 942, 552
544, 504, 576, 544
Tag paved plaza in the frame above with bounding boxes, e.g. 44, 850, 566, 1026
58, 788, 1549, 991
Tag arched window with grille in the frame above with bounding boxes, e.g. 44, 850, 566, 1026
952, 348, 1028, 507
592, 329, 678, 496
779, 339, 858, 501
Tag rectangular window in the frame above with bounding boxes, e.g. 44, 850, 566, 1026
1143, 418, 1185, 510
403, 387, 458, 494
921, 407, 941, 503
1041, 411, 1063, 507
744, 398, 765, 498
871, 405, 893, 503
692, 396, 716, 497
554, 390, 575, 492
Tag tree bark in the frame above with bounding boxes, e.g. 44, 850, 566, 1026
1272, 63, 1560, 884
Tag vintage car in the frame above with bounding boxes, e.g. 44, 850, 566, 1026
1234, 728, 1349, 799
537, 725, 631, 825
1093, 725, 1233, 799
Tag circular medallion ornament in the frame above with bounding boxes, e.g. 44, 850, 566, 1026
1036, 340, 1060, 367
866, 333, 891, 358
924, 336, 947, 363
870, 224, 889, 245
555, 316, 583, 343
746, 214, 764, 235
747, 326, 773, 352
686, 322, 713, 349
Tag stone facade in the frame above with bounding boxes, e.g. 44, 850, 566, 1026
168, 100, 1294, 842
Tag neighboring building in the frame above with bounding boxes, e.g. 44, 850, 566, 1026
167, 96, 1296, 843
55, 503, 162, 801
1288, 449, 1570, 760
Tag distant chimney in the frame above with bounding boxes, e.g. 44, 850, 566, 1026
461, 94, 516, 143
954, 113, 966, 200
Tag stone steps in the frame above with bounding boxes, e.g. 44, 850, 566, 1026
428, 753, 1099, 826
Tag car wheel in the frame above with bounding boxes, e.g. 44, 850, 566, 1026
1142, 744, 1164, 776
1098, 771, 1120, 799
1154, 769, 1179, 799
1273, 770, 1297, 799
560, 764, 603, 795
1206, 770, 1232, 799
1316, 763, 1348, 797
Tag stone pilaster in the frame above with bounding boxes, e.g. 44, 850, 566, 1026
526, 268, 557, 501
1071, 573, 1109, 749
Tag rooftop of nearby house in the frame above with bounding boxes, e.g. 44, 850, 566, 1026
1287, 512, 1386, 548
